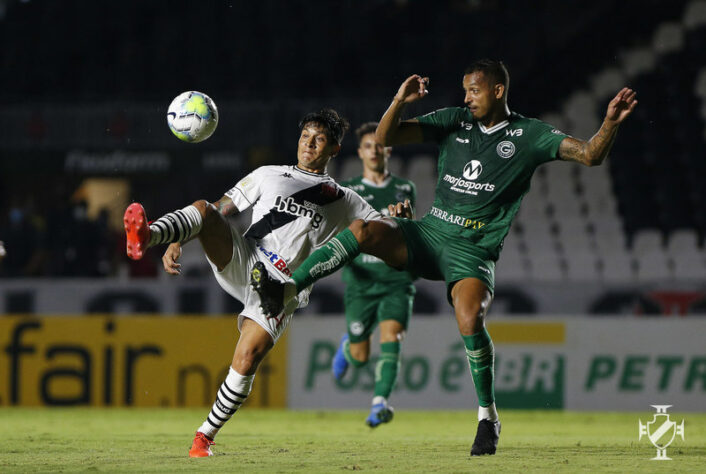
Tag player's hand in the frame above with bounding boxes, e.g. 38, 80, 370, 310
394, 75, 430, 104
388, 199, 413, 218
162, 243, 182, 275
605, 87, 637, 124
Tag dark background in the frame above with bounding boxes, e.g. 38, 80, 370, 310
0, 0, 702, 284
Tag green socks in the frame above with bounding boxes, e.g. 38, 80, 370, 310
291, 228, 360, 291
341, 339, 401, 400
462, 328, 495, 407
374, 341, 401, 399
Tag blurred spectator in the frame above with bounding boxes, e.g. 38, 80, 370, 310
0, 204, 45, 277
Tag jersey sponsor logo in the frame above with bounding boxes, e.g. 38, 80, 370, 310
478, 265, 491, 275
505, 128, 523, 137
456, 137, 470, 144
551, 129, 565, 135
463, 160, 483, 180
443, 174, 495, 194
496, 141, 516, 159
348, 184, 365, 192
395, 184, 412, 192
273, 195, 324, 229
429, 206, 486, 229
460, 121, 473, 131
258, 246, 293, 277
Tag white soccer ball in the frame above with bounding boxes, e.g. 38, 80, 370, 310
166, 91, 219, 143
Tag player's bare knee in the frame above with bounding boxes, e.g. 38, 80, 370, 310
457, 304, 485, 336
349, 347, 369, 363
233, 348, 265, 374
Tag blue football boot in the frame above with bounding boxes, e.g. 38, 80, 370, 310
365, 402, 394, 428
332, 334, 350, 380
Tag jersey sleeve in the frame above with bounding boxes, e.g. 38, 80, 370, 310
414, 107, 465, 143
224, 167, 265, 211
344, 189, 383, 222
531, 119, 569, 163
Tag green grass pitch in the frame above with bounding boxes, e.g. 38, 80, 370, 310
0, 409, 704, 472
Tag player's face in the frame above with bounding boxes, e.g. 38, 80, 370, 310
463, 72, 502, 121
358, 133, 389, 173
297, 123, 340, 173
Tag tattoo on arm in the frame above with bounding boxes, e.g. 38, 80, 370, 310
214, 196, 238, 217
559, 137, 587, 164
559, 121, 619, 166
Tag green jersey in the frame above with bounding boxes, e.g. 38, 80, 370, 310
341, 174, 417, 285
416, 107, 567, 260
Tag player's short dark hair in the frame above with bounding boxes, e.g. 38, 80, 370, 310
298, 108, 350, 144
355, 122, 378, 145
465, 59, 510, 96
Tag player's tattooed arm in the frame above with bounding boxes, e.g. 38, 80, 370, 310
559, 87, 637, 167
558, 124, 619, 167
213, 195, 239, 217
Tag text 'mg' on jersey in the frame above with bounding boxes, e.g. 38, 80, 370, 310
225, 165, 381, 271
340, 174, 416, 284
415, 107, 567, 260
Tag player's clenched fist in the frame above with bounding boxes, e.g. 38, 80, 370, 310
388, 199, 413, 218
393, 75, 430, 104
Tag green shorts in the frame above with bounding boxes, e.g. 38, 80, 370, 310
344, 282, 414, 343
394, 217, 496, 302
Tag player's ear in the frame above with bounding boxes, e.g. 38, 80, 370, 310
494, 83, 505, 100
331, 144, 341, 158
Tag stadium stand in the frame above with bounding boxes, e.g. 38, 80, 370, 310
0, 0, 703, 293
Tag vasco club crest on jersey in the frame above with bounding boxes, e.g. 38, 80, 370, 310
496, 140, 516, 159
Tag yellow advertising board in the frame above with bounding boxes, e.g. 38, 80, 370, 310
0, 316, 287, 407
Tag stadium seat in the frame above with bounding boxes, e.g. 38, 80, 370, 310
598, 252, 636, 282
565, 251, 601, 281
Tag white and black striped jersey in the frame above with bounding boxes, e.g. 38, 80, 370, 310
225, 165, 382, 274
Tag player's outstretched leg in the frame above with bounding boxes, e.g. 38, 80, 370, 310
365, 398, 394, 428
123, 202, 204, 260
250, 262, 285, 317
124, 203, 150, 260
189, 431, 215, 458
332, 334, 350, 380
470, 420, 501, 456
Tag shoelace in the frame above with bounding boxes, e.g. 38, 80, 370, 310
197, 434, 215, 446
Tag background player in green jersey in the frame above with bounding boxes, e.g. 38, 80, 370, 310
252, 59, 637, 456
332, 122, 417, 428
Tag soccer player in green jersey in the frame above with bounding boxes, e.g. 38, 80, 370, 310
332, 122, 417, 427
251, 59, 638, 456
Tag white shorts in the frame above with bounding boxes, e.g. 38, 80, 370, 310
207, 223, 305, 343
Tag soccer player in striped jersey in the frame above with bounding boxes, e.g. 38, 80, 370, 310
123, 109, 409, 458
252, 60, 637, 456
332, 122, 417, 427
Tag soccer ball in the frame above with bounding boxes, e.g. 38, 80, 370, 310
166, 91, 219, 143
